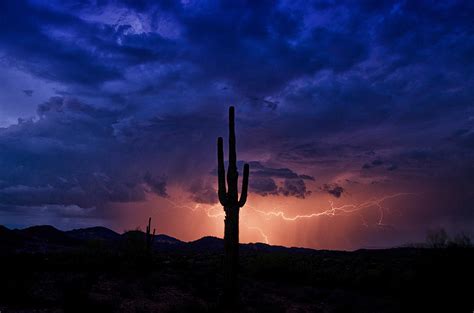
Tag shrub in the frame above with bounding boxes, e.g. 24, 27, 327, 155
426, 228, 448, 248
448, 232, 472, 248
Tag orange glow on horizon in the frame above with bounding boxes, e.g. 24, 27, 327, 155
112, 183, 419, 250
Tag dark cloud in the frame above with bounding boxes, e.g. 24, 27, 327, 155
372, 159, 383, 166
363, 159, 384, 170
321, 184, 345, 198
279, 141, 370, 165
219, 161, 315, 198
278, 179, 311, 199
250, 178, 279, 197
0, 1, 122, 87
0, 96, 168, 213
299, 174, 315, 181
248, 161, 314, 181
23, 90, 33, 97
210, 161, 314, 198
188, 180, 218, 205
387, 164, 398, 171
362, 163, 372, 170
448, 127, 474, 150
143, 173, 168, 198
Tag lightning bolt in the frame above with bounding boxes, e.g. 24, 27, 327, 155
248, 193, 415, 225
164, 198, 225, 218
244, 224, 270, 244
160, 192, 416, 245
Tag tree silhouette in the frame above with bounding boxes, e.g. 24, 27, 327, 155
217, 106, 250, 305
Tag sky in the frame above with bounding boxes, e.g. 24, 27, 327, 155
0, 0, 473, 250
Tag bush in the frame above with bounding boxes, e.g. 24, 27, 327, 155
426, 228, 472, 248
426, 228, 448, 248
448, 232, 472, 248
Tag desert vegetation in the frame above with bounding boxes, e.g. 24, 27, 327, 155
425, 228, 472, 249
1, 225, 473, 312
217, 106, 250, 305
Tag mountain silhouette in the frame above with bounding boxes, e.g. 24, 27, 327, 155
189, 236, 224, 250
66, 226, 121, 241
15, 225, 81, 246
0, 225, 25, 252
0, 225, 314, 254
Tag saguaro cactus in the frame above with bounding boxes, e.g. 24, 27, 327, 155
217, 106, 249, 304
145, 217, 155, 252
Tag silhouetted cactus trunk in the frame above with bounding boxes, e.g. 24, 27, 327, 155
223, 207, 239, 302
144, 217, 156, 271
146, 217, 155, 253
217, 106, 249, 305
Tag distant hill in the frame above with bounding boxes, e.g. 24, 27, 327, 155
0, 225, 25, 251
188, 236, 223, 250
121, 230, 183, 244
16, 225, 80, 246
67, 226, 121, 241
0, 224, 315, 254
154, 233, 183, 244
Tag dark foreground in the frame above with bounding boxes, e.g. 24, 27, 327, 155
0, 225, 473, 313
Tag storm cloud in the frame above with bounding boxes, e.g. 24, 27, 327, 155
321, 184, 345, 198
1, 0, 473, 248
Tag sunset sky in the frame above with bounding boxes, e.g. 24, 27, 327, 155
1, 0, 473, 250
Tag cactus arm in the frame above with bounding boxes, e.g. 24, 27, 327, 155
146, 217, 153, 250
146, 217, 151, 235
217, 137, 228, 206
152, 228, 156, 244
238, 163, 249, 207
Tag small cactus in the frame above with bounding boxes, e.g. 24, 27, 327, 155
217, 106, 249, 304
145, 217, 155, 252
